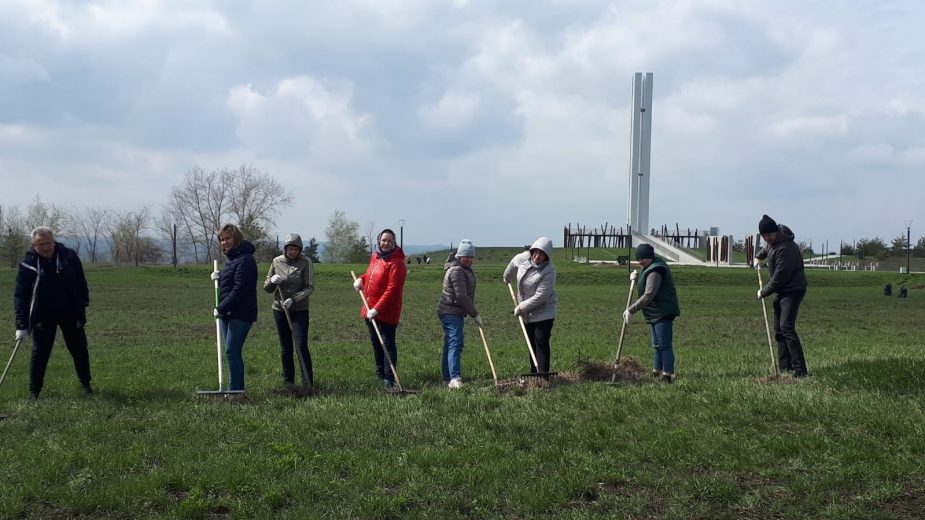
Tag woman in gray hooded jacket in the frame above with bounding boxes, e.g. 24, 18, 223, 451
264, 233, 315, 387
503, 236, 558, 375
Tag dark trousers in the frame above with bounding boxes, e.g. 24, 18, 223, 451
773, 289, 808, 376
525, 319, 554, 374
29, 313, 91, 395
273, 309, 313, 385
365, 320, 397, 383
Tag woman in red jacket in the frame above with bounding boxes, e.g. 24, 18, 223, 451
353, 229, 407, 388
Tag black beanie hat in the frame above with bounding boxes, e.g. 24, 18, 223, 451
635, 243, 655, 260
758, 215, 778, 234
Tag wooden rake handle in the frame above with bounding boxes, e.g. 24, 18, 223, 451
756, 265, 779, 376
351, 271, 402, 390
507, 282, 540, 370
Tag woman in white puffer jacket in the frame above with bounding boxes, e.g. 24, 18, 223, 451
502, 236, 558, 375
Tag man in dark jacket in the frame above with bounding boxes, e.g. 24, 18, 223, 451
755, 215, 809, 377
13, 227, 93, 399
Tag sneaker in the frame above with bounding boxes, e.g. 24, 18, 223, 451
28, 392, 40, 402
661, 373, 674, 384
651, 370, 661, 379
383, 380, 395, 389
448, 377, 463, 389
81, 384, 94, 396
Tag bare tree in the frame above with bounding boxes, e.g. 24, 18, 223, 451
323, 210, 362, 263
0, 204, 28, 267
162, 165, 292, 264
107, 204, 153, 266
25, 195, 70, 237
365, 221, 376, 254
72, 206, 111, 263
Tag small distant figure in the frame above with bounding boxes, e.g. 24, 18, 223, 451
883, 283, 892, 296
898, 286, 908, 298
425, 256, 431, 264
416, 256, 422, 265
406, 257, 411, 265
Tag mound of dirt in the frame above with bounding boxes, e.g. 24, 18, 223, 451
571, 357, 647, 383
757, 373, 800, 385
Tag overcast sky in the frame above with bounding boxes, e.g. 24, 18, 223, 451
1, 0, 923, 250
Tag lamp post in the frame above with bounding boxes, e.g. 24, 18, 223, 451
399, 219, 406, 251
905, 220, 912, 274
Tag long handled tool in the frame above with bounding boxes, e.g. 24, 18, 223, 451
756, 265, 780, 377
610, 273, 638, 384
0, 338, 24, 419
351, 271, 413, 395
507, 282, 556, 379
197, 260, 245, 396
476, 323, 499, 386
276, 286, 314, 393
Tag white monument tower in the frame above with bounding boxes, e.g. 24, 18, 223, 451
627, 72, 653, 235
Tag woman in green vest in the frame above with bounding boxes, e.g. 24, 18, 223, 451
622, 243, 681, 383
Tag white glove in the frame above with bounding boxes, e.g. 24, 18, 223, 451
513, 305, 523, 316
474, 314, 483, 327
629, 271, 638, 282
353, 278, 363, 291
622, 310, 631, 324
756, 289, 764, 299
210, 271, 220, 281
213, 308, 221, 318
15, 330, 29, 341
367, 308, 378, 320
270, 274, 284, 285
752, 257, 761, 268
283, 298, 293, 309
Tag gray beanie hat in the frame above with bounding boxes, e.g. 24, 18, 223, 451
456, 239, 475, 258
284, 233, 303, 251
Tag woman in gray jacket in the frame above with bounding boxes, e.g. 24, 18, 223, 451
503, 236, 558, 375
438, 239, 482, 389
264, 233, 315, 387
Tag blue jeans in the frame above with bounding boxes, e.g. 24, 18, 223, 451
221, 318, 252, 391
440, 314, 465, 381
273, 309, 313, 385
650, 319, 675, 374
365, 320, 397, 384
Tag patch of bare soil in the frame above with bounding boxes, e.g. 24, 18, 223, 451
491, 357, 648, 394
271, 384, 316, 398
757, 373, 800, 384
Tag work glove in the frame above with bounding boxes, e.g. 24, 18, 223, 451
213, 308, 221, 318
270, 274, 284, 285
756, 289, 764, 299
353, 278, 363, 291
210, 270, 220, 281
473, 314, 483, 327
15, 330, 29, 341
752, 257, 761, 268
282, 298, 293, 310
513, 305, 524, 317
622, 310, 632, 324
367, 308, 378, 320
629, 271, 638, 282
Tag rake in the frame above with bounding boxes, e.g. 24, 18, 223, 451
756, 264, 780, 377
351, 271, 416, 396
609, 273, 638, 384
506, 282, 557, 380
0, 338, 24, 419
197, 260, 246, 397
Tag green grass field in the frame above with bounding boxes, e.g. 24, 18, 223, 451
1, 249, 923, 519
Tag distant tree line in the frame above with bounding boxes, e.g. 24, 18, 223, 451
0, 165, 331, 267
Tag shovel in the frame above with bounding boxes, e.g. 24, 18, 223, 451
507, 282, 557, 380
276, 287, 314, 397
756, 265, 780, 377
609, 273, 638, 384
197, 260, 245, 397
0, 338, 24, 419
351, 271, 415, 395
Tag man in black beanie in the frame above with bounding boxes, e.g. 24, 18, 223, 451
622, 243, 681, 382
754, 215, 809, 377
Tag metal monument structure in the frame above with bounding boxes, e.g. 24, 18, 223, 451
627, 72, 653, 235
